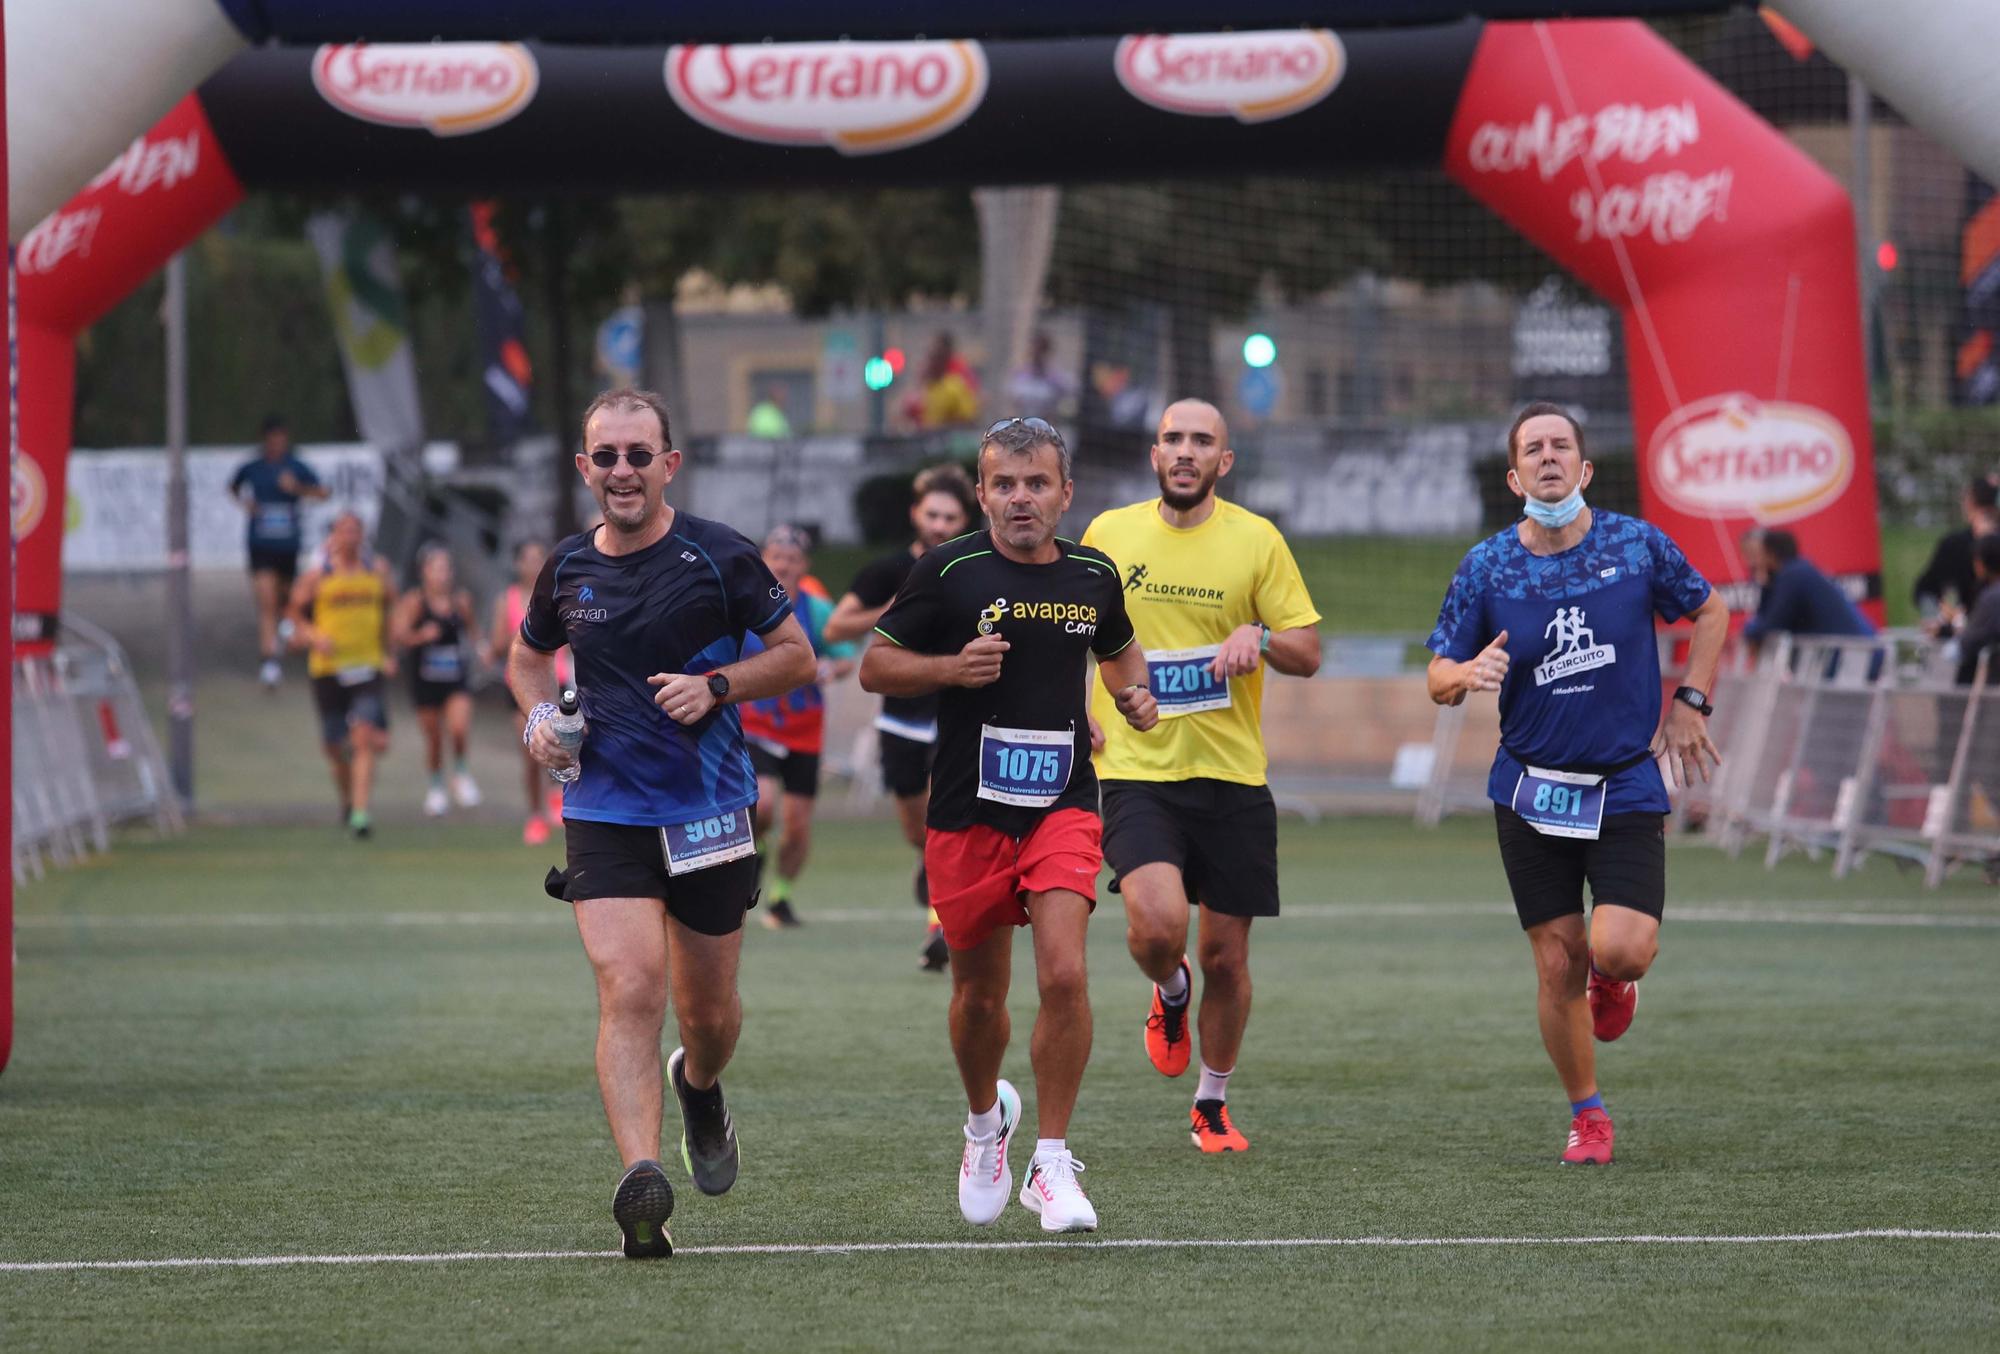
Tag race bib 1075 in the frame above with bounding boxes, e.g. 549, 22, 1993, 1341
977, 724, 1075, 808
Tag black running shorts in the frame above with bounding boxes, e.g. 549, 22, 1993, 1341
1493, 803, 1666, 931
879, 730, 934, 800
1100, 778, 1280, 918
748, 742, 822, 799
560, 818, 760, 936
310, 674, 388, 747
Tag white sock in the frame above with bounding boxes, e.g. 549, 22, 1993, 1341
967, 1100, 1004, 1138
1156, 964, 1189, 1004
1034, 1137, 1066, 1160
1196, 1063, 1233, 1103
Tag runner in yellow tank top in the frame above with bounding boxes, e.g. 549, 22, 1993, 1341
287, 511, 396, 838
1080, 398, 1322, 1154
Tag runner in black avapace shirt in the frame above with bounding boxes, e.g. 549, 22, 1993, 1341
861, 418, 1158, 1237
825, 464, 979, 971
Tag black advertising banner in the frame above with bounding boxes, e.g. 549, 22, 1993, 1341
197, 27, 1483, 193
467, 202, 536, 444
212, 0, 1729, 43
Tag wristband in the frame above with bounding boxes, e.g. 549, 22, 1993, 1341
523, 701, 560, 746
1258, 624, 1272, 653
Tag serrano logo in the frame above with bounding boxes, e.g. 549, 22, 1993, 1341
313, 43, 540, 137
1114, 30, 1343, 124
12, 453, 48, 540
1649, 394, 1854, 525
665, 40, 988, 155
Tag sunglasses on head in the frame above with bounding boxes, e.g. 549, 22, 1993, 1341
985, 416, 1063, 441
588, 447, 662, 469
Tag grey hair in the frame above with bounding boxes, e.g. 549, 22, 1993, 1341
979, 419, 1071, 484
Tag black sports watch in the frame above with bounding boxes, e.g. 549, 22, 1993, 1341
705, 670, 731, 703
1672, 685, 1713, 717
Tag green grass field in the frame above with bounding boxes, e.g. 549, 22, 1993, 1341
4, 815, 1996, 1351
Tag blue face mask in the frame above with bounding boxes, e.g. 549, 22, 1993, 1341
1522, 483, 1586, 528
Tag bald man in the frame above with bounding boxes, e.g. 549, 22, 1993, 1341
1080, 399, 1322, 1153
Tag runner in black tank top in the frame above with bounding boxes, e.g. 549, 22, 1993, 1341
392, 547, 483, 817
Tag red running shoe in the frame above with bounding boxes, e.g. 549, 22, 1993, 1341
1190, 1099, 1250, 1153
1588, 958, 1639, 1042
1144, 958, 1193, 1077
1561, 1107, 1615, 1165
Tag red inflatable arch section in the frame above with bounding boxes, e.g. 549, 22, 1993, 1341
3, 18, 1879, 1071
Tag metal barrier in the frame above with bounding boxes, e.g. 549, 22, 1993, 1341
1926, 655, 2000, 886
11, 615, 183, 883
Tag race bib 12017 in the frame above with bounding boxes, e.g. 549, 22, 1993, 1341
1145, 645, 1232, 717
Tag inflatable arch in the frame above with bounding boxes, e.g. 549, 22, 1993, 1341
4, 19, 1882, 1073
15, 19, 1881, 655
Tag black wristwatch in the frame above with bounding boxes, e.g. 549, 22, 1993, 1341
1673, 685, 1713, 717
705, 670, 731, 703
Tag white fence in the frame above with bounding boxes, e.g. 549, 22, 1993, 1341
1420, 632, 2000, 887
12, 616, 182, 882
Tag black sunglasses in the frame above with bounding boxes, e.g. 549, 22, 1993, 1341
588, 447, 662, 469
985, 416, 1066, 448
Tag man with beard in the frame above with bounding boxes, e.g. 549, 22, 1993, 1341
1080, 398, 1322, 1154
861, 417, 1159, 1232
510, 389, 816, 1257
826, 464, 979, 970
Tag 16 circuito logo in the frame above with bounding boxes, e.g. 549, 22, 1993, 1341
313, 43, 540, 137
1114, 30, 1344, 123
665, 40, 988, 155
1648, 394, 1855, 525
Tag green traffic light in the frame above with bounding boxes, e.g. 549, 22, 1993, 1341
1243, 333, 1277, 369
864, 356, 896, 391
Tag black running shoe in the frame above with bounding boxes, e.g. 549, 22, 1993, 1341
667, 1046, 739, 1196
760, 898, 802, 930
611, 1159, 675, 1259
913, 863, 929, 909
919, 929, 949, 973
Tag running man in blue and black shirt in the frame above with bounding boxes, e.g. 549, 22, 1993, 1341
1427, 402, 1728, 1166
227, 414, 328, 688
508, 389, 816, 1258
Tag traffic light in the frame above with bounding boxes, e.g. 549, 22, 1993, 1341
1242, 333, 1277, 369
864, 345, 907, 391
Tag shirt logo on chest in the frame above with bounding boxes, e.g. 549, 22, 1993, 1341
977, 597, 1008, 635
1124, 563, 1147, 593
1534, 606, 1617, 687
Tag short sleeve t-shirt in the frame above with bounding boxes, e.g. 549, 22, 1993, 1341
1083, 498, 1320, 786
849, 546, 939, 737
519, 512, 794, 827
873, 532, 1136, 835
229, 454, 323, 551
1427, 510, 1712, 816
738, 590, 856, 756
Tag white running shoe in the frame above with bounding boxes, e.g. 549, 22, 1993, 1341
1020, 1148, 1097, 1233
423, 784, 449, 817
259, 659, 282, 688
957, 1079, 1021, 1226
451, 771, 482, 808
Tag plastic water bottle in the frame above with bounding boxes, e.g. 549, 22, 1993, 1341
550, 687, 584, 784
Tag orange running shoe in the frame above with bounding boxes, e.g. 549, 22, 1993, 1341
1143, 958, 1193, 1077
523, 816, 551, 846
1190, 1099, 1249, 1153
1560, 1107, 1615, 1165
1587, 956, 1638, 1042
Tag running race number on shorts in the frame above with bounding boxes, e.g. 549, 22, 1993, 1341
977, 724, 1075, 808
661, 809, 756, 876
1145, 645, 1231, 717
1509, 765, 1606, 840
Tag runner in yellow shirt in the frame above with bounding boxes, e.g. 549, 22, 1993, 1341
1082, 398, 1321, 1153
288, 511, 397, 838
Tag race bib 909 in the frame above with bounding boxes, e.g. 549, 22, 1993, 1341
661, 810, 756, 876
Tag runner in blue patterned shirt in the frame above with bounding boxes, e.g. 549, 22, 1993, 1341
1426, 402, 1728, 1166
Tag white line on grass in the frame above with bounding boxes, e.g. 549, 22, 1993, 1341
3, 1229, 1995, 1273
16, 904, 2000, 931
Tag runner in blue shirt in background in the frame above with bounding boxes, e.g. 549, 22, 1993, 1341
227, 413, 327, 687
509, 389, 816, 1258
1427, 402, 1728, 1166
